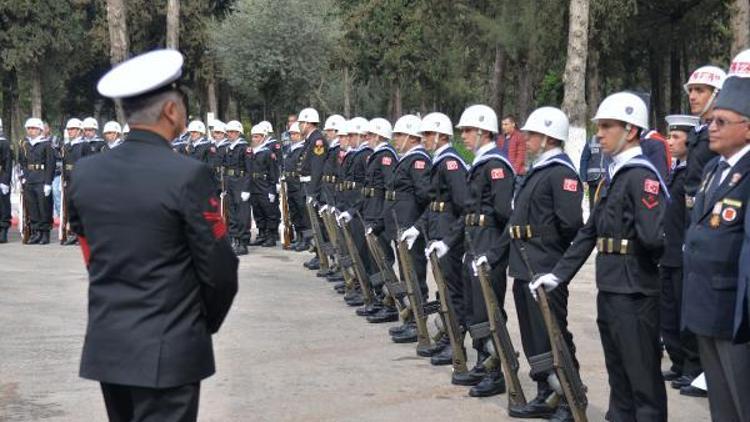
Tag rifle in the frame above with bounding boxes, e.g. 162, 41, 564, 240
59, 146, 68, 244
424, 233, 468, 375
359, 212, 413, 324
304, 187, 330, 274
279, 178, 292, 249
516, 239, 588, 422
392, 211, 442, 355
16, 144, 30, 244
219, 168, 230, 227
339, 215, 374, 306
319, 201, 357, 294
466, 232, 527, 408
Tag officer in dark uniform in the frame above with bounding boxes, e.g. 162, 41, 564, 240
284, 122, 309, 251
211, 122, 229, 194
248, 124, 280, 247
82, 117, 109, 154
683, 66, 727, 213
481, 107, 582, 420
339, 118, 398, 319
102, 121, 125, 149
430, 104, 514, 397
68, 49, 238, 422
258, 120, 282, 242
375, 115, 431, 337
18, 117, 56, 245
402, 112, 469, 364
683, 51, 750, 422
660, 115, 704, 396
0, 128, 11, 243
60, 118, 90, 245
223, 120, 253, 256
532, 92, 668, 421
186, 120, 214, 166
171, 130, 190, 155
321, 115, 346, 210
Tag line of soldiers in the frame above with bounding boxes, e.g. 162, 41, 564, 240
283, 49, 750, 422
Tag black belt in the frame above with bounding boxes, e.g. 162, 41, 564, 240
385, 190, 412, 201
361, 187, 384, 198
508, 225, 557, 240
464, 213, 496, 227
596, 237, 636, 255
322, 175, 337, 183
225, 169, 246, 177
252, 173, 268, 180
27, 164, 45, 170
429, 201, 451, 212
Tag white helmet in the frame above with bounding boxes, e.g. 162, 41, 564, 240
187, 120, 206, 134
728, 49, 750, 78
289, 122, 301, 133
226, 120, 244, 134
103, 121, 122, 134
82, 117, 98, 130
212, 121, 226, 133
521, 107, 569, 142
367, 118, 392, 140
337, 120, 350, 136
419, 112, 453, 136
324, 114, 346, 131
298, 107, 320, 123
258, 120, 273, 135
250, 124, 266, 136
684, 65, 726, 93
66, 118, 83, 130
123, 124, 130, 134
592, 92, 649, 129
393, 114, 422, 138
24, 118, 44, 130
456, 104, 498, 133
347, 117, 369, 135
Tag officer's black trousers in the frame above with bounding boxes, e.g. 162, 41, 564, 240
659, 265, 701, 377
250, 193, 271, 234
288, 189, 309, 231
463, 253, 507, 349
438, 247, 467, 327
513, 278, 577, 382
227, 180, 250, 242
100, 382, 200, 422
597, 292, 667, 422
0, 191, 10, 227
25, 183, 52, 231
395, 236, 428, 299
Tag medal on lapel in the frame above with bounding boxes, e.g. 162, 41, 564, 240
709, 202, 722, 228
729, 172, 742, 187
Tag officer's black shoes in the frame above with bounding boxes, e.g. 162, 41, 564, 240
249, 233, 266, 246
548, 403, 574, 422
356, 303, 381, 317
27, 230, 41, 244
392, 325, 418, 344
451, 354, 488, 385
671, 375, 693, 389
366, 307, 399, 323
509, 390, 558, 418
327, 272, 344, 282
261, 237, 275, 247
420, 335, 448, 357
662, 369, 682, 382
0, 227, 8, 243
304, 256, 320, 269
431, 344, 454, 366
63, 235, 79, 246
389, 322, 410, 336
469, 370, 506, 397
234, 244, 249, 256
39, 231, 50, 245
293, 239, 309, 252
345, 295, 364, 307
680, 385, 707, 397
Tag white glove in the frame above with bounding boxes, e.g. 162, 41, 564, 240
471, 255, 489, 276
400, 226, 420, 249
318, 205, 329, 216
337, 211, 352, 225
300, 176, 311, 183
425, 240, 449, 259
241, 191, 250, 202
268, 193, 276, 203
0, 183, 9, 195
529, 273, 561, 299
366, 226, 373, 235
306, 196, 314, 204
43, 184, 52, 197
276, 183, 281, 191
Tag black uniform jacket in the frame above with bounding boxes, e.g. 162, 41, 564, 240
683, 151, 750, 340
0, 135, 12, 186
338, 145, 371, 210
250, 140, 279, 195
68, 129, 238, 388
379, 145, 432, 240
298, 129, 327, 198
18, 136, 55, 185
348, 143, 398, 224
415, 146, 468, 242
660, 160, 687, 267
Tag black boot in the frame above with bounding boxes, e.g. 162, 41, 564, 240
304, 255, 320, 270
39, 230, 50, 245
294, 234, 311, 252
0, 227, 8, 243
391, 323, 418, 344
366, 306, 399, 323
355, 301, 382, 317
261, 230, 276, 247
344, 292, 364, 307
63, 233, 78, 245
389, 321, 411, 336
420, 332, 449, 357
249, 230, 266, 246
431, 343, 454, 366
509, 382, 558, 418
451, 350, 490, 386
469, 369, 506, 397
549, 402, 575, 422
27, 230, 41, 245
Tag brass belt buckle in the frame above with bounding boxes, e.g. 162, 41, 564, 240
525, 225, 533, 239
620, 239, 629, 255
479, 214, 485, 227
607, 238, 614, 254
596, 238, 604, 253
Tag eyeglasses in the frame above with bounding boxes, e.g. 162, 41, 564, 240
706, 117, 748, 129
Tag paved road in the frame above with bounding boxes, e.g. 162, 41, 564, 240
0, 230, 710, 421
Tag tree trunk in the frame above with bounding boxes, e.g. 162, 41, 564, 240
587, 46, 602, 119
166, 0, 180, 50
669, 28, 682, 114
561, 0, 590, 167
393, 81, 402, 120
490, 43, 506, 117
106, 0, 129, 122
516, 56, 532, 123
343, 67, 351, 118
730, 0, 750, 56
30, 63, 42, 118
2, 69, 21, 142
649, 47, 665, 133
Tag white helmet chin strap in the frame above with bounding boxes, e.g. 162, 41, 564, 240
473, 129, 483, 153
700, 88, 720, 118
612, 124, 632, 156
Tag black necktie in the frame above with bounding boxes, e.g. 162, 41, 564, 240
704, 160, 730, 211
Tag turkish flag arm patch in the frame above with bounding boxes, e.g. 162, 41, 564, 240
490, 168, 505, 180
382, 156, 392, 166
644, 179, 660, 195
414, 160, 425, 169
446, 160, 459, 171
203, 196, 227, 239
563, 178, 578, 192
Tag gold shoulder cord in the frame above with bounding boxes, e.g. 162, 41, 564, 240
593, 178, 606, 205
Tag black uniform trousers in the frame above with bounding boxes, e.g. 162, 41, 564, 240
226, 178, 250, 243
250, 193, 273, 235
288, 187, 308, 232
439, 248, 467, 327
396, 236, 428, 299
659, 265, 701, 377
696, 335, 750, 422
100, 382, 200, 422
0, 191, 10, 227
463, 252, 507, 350
513, 278, 577, 382
597, 291, 667, 422
25, 183, 53, 231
